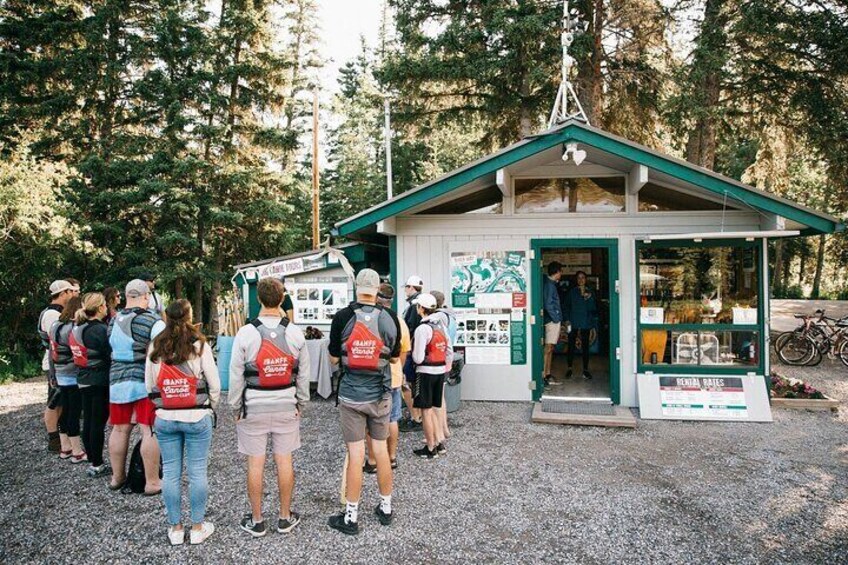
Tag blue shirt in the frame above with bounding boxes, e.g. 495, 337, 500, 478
564, 285, 597, 330
108, 309, 165, 403
543, 277, 563, 324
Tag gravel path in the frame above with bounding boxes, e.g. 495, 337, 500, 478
1, 369, 846, 564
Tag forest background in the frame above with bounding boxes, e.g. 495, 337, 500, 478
0, 0, 846, 377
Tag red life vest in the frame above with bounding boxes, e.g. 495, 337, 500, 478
423, 321, 449, 367
69, 326, 88, 367
244, 318, 298, 389
149, 361, 210, 410
49, 321, 73, 366
341, 304, 391, 374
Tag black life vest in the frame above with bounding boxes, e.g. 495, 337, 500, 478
70, 322, 107, 370
49, 320, 74, 367
38, 304, 63, 349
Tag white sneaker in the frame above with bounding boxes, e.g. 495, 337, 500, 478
167, 526, 185, 546
190, 522, 215, 545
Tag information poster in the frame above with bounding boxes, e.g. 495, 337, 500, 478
450, 250, 527, 365
659, 376, 748, 419
287, 282, 349, 325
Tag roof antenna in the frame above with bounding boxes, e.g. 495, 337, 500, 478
548, 0, 589, 127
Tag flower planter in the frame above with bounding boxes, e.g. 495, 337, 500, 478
770, 396, 840, 411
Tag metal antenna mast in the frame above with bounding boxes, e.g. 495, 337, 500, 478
548, 0, 589, 127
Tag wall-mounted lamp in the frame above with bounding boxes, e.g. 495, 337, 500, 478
561, 142, 587, 166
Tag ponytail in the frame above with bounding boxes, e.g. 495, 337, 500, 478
74, 308, 88, 325
149, 299, 203, 365
75, 292, 106, 325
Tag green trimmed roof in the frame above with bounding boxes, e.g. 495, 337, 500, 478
334, 120, 843, 236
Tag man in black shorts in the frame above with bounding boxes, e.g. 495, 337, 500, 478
410, 293, 451, 460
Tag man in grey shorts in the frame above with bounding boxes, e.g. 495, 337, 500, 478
327, 269, 401, 535
229, 277, 311, 538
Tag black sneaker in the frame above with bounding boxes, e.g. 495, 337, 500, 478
327, 513, 359, 535
363, 461, 377, 474
48, 432, 60, 453
436, 443, 446, 455
413, 446, 438, 460
390, 458, 398, 470
583, 371, 593, 380
374, 505, 393, 526
565, 368, 573, 379
398, 419, 422, 433
87, 463, 112, 478
240, 514, 267, 538
277, 511, 301, 533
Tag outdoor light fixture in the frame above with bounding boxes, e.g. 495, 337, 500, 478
561, 142, 587, 166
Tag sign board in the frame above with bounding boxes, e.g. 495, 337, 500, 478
732, 307, 757, 325
257, 253, 326, 279
450, 250, 528, 365
640, 307, 664, 324
637, 374, 772, 422
287, 281, 348, 325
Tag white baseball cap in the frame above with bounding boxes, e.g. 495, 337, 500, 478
49, 280, 77, 295
125, 279, 151, 299
413, 293, 437, 309
405, 275, 424, 288
355, 269, 381, 295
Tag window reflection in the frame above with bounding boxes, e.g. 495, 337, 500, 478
514, 177, 625, 214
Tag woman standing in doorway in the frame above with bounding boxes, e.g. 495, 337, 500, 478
146, 299, 220, 546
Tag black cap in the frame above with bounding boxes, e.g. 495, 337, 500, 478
137, 270, 156, 282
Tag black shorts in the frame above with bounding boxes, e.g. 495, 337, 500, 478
46, 372, 62, 409
413, 372, 445, 409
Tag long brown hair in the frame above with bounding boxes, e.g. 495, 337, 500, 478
59, 296, 83, 323
149, 299, 205, 365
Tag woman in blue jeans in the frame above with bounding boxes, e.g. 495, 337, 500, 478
145, 299, 221, 546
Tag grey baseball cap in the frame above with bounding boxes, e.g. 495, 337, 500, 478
355, 268, 380, 295
125, 279, 151, 299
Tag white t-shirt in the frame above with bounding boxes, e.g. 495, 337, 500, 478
40, 308, 61, 371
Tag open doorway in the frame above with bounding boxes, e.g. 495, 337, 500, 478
540, 247, 612, 400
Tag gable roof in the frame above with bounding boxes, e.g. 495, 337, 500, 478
334, 120, 843, 236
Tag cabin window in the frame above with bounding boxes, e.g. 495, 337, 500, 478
637, 240, 763, 373
415, 185, 503, 214
638, 182, 727, 212
514, 177, 625, 214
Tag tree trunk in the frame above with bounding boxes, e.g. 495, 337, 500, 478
174, 276, 184, 299
811, 234, 826, 298
798, 251, 806, 286
519, 76, 533, 138
772, 239, 785, 295
209, 252, 224, 335
577, 0, 605, 124
194, 278, 204, 329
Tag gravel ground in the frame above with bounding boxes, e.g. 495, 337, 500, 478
1, 367, 846, 565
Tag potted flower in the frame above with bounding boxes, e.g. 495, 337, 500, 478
769, 372, 840, 411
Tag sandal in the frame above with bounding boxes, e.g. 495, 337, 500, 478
109, 480, 125, 491
58, 450, 72, 460
144, 488, 162, 497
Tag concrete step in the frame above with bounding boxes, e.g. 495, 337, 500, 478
531, 402, 638, 428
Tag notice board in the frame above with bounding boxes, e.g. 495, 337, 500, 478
637, 374, 773, 422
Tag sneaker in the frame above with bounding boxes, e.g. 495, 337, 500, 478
547, 377, 561, 385
413, 446, 438, 460
167, 526, 185, 546
363, 461, 377, 474
436, 443, 446, 455
327, 513, 359, 536
583, 371, 593, 380
58, 450, 72, 460
70, 452, 88, 464
565, 368, 573, 379
48, 432, 61, 453
374, 505, 393, 526
239, 514, 267, 538
398, 418, 422, 433
87, 464, 112, 478
390, 458, 398, 470
277, 511, 301, 534
190, 522, 215, 545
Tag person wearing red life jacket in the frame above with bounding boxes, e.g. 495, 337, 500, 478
229, 277, 310, 538
327, 269, 401, 536
410, 293, 452, 460
146, 299, 220, 547
72, 292, 113, 477
51, 295, 86, 463
38, 279, 79, 452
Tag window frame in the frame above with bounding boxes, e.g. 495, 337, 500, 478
635, 238, 766, 375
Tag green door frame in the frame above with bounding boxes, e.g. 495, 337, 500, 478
530, 238, 620, 404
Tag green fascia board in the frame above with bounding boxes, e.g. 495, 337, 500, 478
336, 122, 841, 236
566, 127, 840, 235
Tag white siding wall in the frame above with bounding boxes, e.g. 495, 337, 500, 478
395, 211, 762, 405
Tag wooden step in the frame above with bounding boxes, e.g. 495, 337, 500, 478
531, 402, 638, 428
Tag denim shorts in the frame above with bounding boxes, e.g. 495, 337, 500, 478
390, 387, 402, 423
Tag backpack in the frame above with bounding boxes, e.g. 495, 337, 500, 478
122, 438, 163, 494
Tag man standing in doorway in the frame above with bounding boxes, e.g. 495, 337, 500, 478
564, 270, 597, 380
229, 277, 310, 537
327, 269, 400, 535
39, 279, 79, 451
543, 262, 563, 387
399, 276, 424, 432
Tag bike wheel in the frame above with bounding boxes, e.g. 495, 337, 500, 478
838, 339, 848, 367
776, 332, 816, 365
